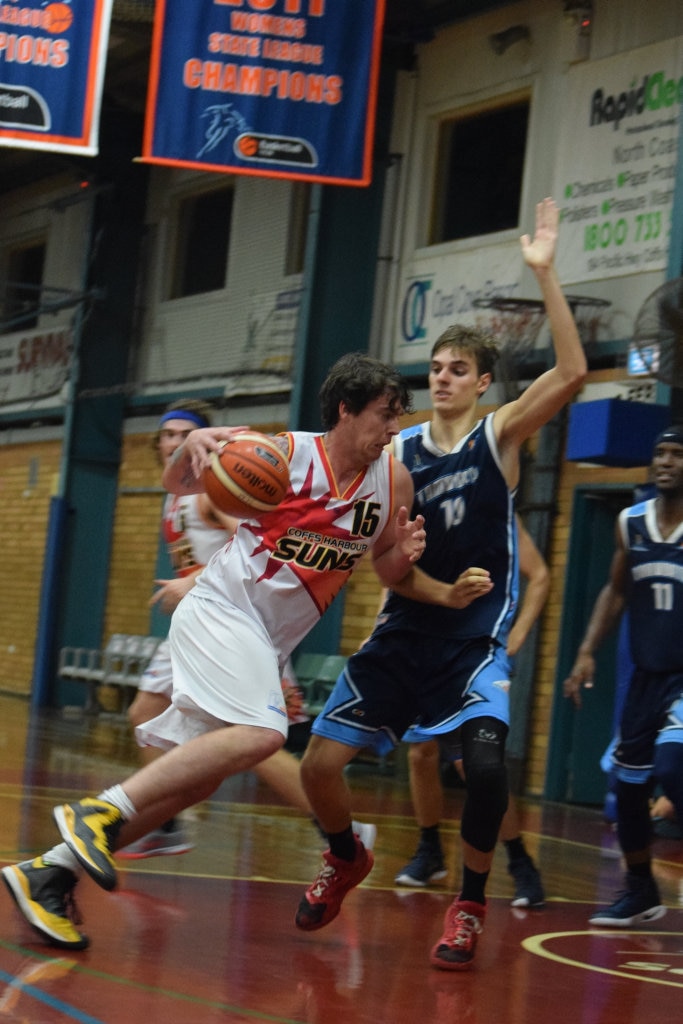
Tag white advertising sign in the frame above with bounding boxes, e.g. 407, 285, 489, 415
554, 38, 683, 284
393, 242, 522, 366
0, 326, 71, 406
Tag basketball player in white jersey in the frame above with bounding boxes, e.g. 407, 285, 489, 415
120, 399, 375, 858
3, 353, 425, 949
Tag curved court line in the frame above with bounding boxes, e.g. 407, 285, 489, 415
0, 942, 309, 1024
523, 930, 683, 988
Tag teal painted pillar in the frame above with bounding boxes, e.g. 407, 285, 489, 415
51, 115, 149, 707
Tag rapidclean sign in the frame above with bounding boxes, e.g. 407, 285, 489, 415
553, 37, 683, 283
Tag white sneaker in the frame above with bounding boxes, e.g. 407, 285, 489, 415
117, 823, 193, 860
352, 821, 377, 851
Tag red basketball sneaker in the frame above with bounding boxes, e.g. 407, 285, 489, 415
430, 896, 486, 970
296, 837, 374, 931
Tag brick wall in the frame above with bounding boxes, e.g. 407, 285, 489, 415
0, 440, 61, 696
0, 418, 288, 700
103, 432, 164, 639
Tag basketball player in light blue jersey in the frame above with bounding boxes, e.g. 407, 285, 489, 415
296, 198, 587, 970
565, 426, 683, 927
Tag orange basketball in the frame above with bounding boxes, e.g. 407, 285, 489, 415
202, 432, 289, 518
44, 3, 74, 34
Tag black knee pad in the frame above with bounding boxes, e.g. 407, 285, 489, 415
460, 718, 509, 853
461, 761, 509, 852
616, 779, 652, 853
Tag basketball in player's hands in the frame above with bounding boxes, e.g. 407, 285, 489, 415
202, 432, 289, 518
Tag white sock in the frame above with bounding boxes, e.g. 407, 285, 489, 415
98, 785, 137, 820
42, 843, 81, 875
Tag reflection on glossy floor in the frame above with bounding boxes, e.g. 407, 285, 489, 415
1, 696, 683, 1024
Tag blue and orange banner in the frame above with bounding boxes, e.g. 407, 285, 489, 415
0, 0, 113, 155
142, 0, 387, 186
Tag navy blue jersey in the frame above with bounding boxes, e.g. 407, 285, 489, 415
378, 413, 518, 641
621, 499, 683, 672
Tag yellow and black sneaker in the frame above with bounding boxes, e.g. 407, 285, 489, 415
53, 798, 123, 891
2, 857, 89, 950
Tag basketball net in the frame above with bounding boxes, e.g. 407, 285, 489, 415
472, 297, 547, 401
472, 294, 612, 400
565, 295, 612, 348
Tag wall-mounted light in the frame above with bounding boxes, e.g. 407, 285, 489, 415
488, 24, 531, 56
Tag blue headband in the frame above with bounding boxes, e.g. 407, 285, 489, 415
654, 427, 683, 449
159, 409, 209, 429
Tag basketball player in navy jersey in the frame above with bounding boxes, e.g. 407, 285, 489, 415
296, 198, 587, 970
395, 515, 549, 908
565, 427, 683, 926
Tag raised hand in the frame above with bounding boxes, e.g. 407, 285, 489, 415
519, 196, 559, 272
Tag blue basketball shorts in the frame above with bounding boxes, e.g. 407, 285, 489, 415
311, 630, 510, 757
611, 667, 683, 783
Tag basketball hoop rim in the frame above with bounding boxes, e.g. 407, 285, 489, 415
471, 297, 546, 314
472, 295, 611, 314
564, 294, 611, 313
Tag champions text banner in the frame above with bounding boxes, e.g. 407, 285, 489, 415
0, 0, 113, 155
141, 0, 386, 186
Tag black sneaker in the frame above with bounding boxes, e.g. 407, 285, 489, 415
2, 857, 89, 950
53, 798, 124, 891
652, 817, 683, 840
508, 854, 545, 908
395, 840, 447, 887
589, 873, 666, 927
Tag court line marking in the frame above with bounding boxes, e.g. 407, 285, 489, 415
0, 942, 316, 1024
0, 966, 105, 1023
523, 930, 683, 988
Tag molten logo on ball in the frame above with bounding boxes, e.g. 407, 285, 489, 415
231, 459, 280, 500
203, 432, 289, 518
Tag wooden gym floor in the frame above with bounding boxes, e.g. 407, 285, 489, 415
1, 694, 682, 1023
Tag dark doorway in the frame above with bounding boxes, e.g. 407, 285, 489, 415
546, 485, 634, 805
